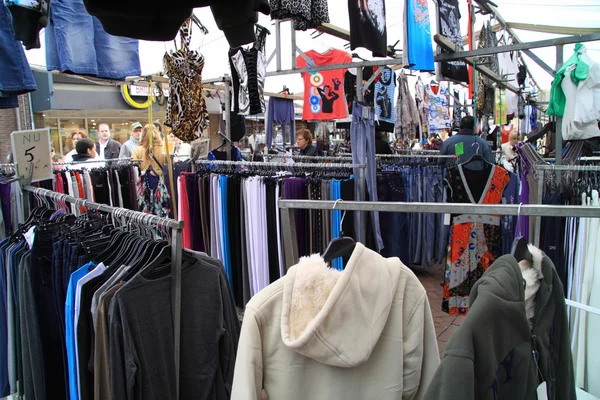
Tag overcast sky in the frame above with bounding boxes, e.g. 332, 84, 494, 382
24, 0, 600, 93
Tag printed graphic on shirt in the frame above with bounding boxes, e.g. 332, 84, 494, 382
405, 0, 434, 71
297, 49, 352, 120
348, 0, 387, 57
437, 0, 469, 83
375, 67, 396, 123
425, 83, 451, 131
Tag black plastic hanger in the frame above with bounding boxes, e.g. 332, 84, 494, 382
322, 202, 356, 263
511, 236, 532, 263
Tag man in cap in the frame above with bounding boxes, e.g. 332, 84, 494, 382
119, 122, 143, 158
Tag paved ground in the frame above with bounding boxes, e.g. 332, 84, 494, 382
411, 264, 464, 358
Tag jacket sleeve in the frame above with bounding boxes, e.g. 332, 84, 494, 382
403, 293, 440, 400
219, 270, 241, 396
421, 352, 475, 400
119, 144, 130, 159
230, 306, 263, 400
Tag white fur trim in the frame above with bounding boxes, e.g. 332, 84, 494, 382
518, 244, 544, 328
288, 254, 342, 341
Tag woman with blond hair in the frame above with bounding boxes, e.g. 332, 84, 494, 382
131, 124, 167, 175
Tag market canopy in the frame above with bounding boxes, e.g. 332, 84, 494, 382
24, 0, 600, 93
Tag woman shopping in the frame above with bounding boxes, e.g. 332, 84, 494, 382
131, 124, 168, 175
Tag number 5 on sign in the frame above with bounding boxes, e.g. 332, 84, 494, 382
10, 129, 53, 183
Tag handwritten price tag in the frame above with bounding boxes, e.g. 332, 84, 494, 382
10, 129, 53, 183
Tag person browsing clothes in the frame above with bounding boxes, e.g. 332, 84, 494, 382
119, 122, 143, 158
95, 123, 121, 160
296, 129, 318, 157
439, 115, 494, 170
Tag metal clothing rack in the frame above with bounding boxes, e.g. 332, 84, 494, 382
278, 200, 600, 270
22, 186, 185, 400
532, 163, 600, 246
52, 158, 142, 166
195, 159, 369, 242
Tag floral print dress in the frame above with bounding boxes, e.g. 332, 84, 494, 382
442, 164, 510, 315
137, 172, 171, 218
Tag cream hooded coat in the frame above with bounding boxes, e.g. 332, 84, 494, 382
231, 243, 440, 400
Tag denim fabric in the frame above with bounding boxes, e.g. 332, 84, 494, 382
350, 101, 383, 250
0, 96, 18, 109
411, 167, 423, 265
377, 173, 410, 264
45, 0, 140, 80
435, 169, 449, 263
421, 167, 437, 267
30, 227, 68, 399
0, 2, 36, 96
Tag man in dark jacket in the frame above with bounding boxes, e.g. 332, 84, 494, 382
439, 115, 494, 170
424, 245, 576, 400
95, 123, 121, 160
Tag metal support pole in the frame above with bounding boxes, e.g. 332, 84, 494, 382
356, 67, 363, 102
555, 45, 564, 166
291, 25, 297, 70
281, 207, 299, 270
275, 20, 282, 72
171, 228, 183, 400
533, 170, 545, 247
224, 77, 232, 161
357, 166, 367, 243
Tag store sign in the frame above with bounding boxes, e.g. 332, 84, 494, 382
11, 128, 53, 183
128, 85, 169, 97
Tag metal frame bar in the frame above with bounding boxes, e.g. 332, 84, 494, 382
52, 158, 141, 165
195, 159, 366, 169
266, 58, 406, 77
21, 185, 185, 399
279, 199, 600, 270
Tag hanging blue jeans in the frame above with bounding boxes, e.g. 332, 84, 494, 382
421, 166, 437, 267
350, 101, 383, 251
377, 173, 410, 264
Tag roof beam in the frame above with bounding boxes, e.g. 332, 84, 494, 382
435, 32, 600, 62
434, 34, 520, 93
505, 23, 600, 36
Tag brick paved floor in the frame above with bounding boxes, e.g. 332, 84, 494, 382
411, 264, 464, 358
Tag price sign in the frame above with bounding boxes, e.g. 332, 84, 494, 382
11, 128, 53, 183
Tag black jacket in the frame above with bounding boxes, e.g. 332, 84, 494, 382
424, 249, 575, 400
95, 140, 121, 160
71, 153, 94, 162
83, 0, 270, 47
299, 143, 318, 157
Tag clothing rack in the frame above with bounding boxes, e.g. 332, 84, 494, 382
22, 185, 185, 400
532, 163, 600, 246
52, 158, 142, 165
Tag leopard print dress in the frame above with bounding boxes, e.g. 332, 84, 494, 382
164, 18, 209, 142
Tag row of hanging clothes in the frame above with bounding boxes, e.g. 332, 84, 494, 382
0, 186, 239, 400
0, 164, 24, 238
175, 160, 360, 308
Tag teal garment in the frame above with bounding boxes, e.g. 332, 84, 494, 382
548, 43, 590, 117
219, 176, 233, 293
331, 179, 343, 271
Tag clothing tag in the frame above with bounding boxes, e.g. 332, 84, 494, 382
444, 214, 451, 225
24, 226, 35, 248
362, 107, 369, 119
455, 142, 464, 156
536, 382, 548, 400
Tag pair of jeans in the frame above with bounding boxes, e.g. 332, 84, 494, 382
350, 101, 383, 250
0, 2, 36, 96
377, 173, 410, 264
422, 167, 437, 267
45, 0, 140, 80
434, 168, 449, 263
408, 167, 423, 265
30, 227, 68, 399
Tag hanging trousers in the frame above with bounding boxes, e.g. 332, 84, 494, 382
350, 101, 383, 250
266, 97, 295, 148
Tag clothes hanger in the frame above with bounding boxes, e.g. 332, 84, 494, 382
460, 141, 494, 169
322, 199, 356, 263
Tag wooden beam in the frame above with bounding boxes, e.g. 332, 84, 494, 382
506, 22, 600, 36
435, 32, 600, 62
462, 23, 502, 45
435, 34, 520, 93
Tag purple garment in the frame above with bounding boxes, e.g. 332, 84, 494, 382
266, 97, 295, 148
501, 171, 519, 254
0, 184, 11, 234
283, 177, 308, 257
516, 169, 529, 240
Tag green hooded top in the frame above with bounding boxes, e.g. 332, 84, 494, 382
423, 248, 575, 400
548, 43, 590, 117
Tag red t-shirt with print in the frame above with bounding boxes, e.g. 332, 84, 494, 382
297, 49, 352, 120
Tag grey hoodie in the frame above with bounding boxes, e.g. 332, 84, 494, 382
423, 246, 575, 400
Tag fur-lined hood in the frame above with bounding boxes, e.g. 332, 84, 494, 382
518, 244, 545, 328
280, 243, 401, 367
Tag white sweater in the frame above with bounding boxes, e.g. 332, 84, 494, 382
231, 243, 440, 400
